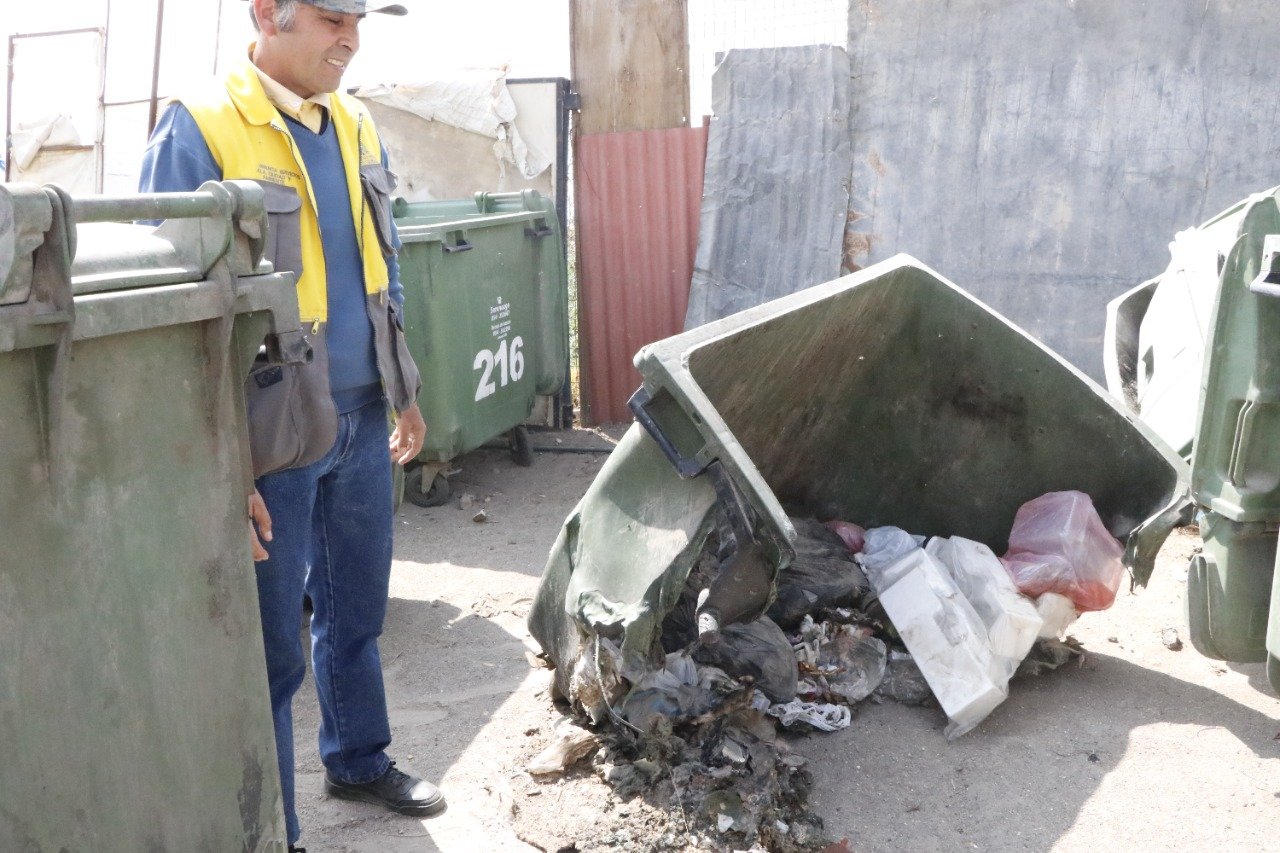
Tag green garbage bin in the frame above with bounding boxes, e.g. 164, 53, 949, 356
393, 190, 569, 506
529, 255, 1189, 707
0, 180, 297, 849
1103, 192, 1259, 460
1186, 189, 1280, 687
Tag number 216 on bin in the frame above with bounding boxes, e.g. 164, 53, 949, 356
474, 336, 525, 401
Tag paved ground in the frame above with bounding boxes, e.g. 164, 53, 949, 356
287, 428, 1280, 852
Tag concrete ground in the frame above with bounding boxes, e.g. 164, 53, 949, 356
288, 428, 1280, 852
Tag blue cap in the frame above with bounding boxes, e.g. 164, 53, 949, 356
246, 0, 409, 16
308, 0, 407, 14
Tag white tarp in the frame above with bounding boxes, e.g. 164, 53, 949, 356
353, 71, 550, 180
7, 114, 95, 193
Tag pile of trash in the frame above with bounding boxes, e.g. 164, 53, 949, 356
530, 490, 1122, 850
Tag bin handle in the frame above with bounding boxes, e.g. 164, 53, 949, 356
524, 220, 553, 239
629, 386, 759, 547
628, 385, 706, 478
442, 231, 473, 254
1249, 234, 1280, 298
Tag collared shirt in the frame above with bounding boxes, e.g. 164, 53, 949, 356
249, 49, 330, 134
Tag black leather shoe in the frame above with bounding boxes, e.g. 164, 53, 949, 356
324, 761, 446, 817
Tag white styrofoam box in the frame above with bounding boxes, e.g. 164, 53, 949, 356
926, 536, 1043, 663
1035, 592, 1080, 638
873, 548, 1008, 738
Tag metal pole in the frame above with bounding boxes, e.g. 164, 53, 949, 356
146, 0, 166, 134
5, 36, 15, 182
212, 0, 226, 76
96, 18, 108, 193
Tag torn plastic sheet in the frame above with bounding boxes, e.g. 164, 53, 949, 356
353, 74, 551, 180
621, 652, 739, 731
792, 616, 887, 705
752, 692, 851, 732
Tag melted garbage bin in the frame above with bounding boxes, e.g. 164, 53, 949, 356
530, 255, 1188, 714
1186, 190, 1280, 688
0, 181, 296, 848
392, 190, 569, 506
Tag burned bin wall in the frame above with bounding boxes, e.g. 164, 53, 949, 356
0, 182, 292, 849
633, 256, 1188, 590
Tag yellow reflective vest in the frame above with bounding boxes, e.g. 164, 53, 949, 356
179, 58, 389, 324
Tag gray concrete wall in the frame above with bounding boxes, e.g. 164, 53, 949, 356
846, 0, 1280, 378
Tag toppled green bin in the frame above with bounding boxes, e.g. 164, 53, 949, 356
1, 181, 296, 849
529, 255, 1189, 716
392, 190, 569, 506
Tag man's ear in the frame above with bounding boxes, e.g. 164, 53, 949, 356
255, 0, 280, 36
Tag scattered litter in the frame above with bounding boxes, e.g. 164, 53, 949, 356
472, 509, 488, 523
1161, 627, 1183, 651
1016, 636, 1086, 677
458, 493, 475, 510
533, 505, 1118, 850
877, 650, 933, 705
620, 652, 740, 731
753, 691, 852, 731
792, 617, 886, 704
1001, 491, 1126, 612
528, 719, 601, 776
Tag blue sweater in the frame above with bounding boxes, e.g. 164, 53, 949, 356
139, 102, 403, 413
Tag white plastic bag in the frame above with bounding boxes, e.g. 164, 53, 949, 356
926, 536, 1042, 669
1001, 491, 1126, 612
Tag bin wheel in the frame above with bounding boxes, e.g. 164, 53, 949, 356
404, 465, 451, 508
510, 425, 533, 467
1185, 554, 1226, 660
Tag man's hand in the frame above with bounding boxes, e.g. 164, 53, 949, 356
390, 403, 427, 466
248, 490, 273, 562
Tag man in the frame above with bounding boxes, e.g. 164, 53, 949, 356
138, 1, 439, 848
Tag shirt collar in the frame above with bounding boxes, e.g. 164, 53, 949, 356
248, 45, 331, 134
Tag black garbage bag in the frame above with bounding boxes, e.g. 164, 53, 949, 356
692, 616, 798, 703
766, 517, 870, 630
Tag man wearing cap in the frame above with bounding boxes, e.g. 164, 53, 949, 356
138, 0, 440, 847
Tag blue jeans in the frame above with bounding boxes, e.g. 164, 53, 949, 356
254, 398, 394, 845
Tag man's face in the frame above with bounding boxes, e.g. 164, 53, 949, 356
256, 1, 363, 98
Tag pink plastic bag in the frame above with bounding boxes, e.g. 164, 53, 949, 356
1000, 491, 1125, 612
825, 520, 866, 553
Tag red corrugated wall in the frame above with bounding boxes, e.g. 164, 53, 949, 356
575, 126, 709, 425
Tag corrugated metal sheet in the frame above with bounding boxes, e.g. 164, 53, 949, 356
684, 45, 852, 329
576, 126, 709, 425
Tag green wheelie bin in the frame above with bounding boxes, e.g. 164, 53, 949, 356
0, 180, 299, 848
529, 255, 1189, 705
1186, 187, 1280, 691
392, 190, 568, 506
